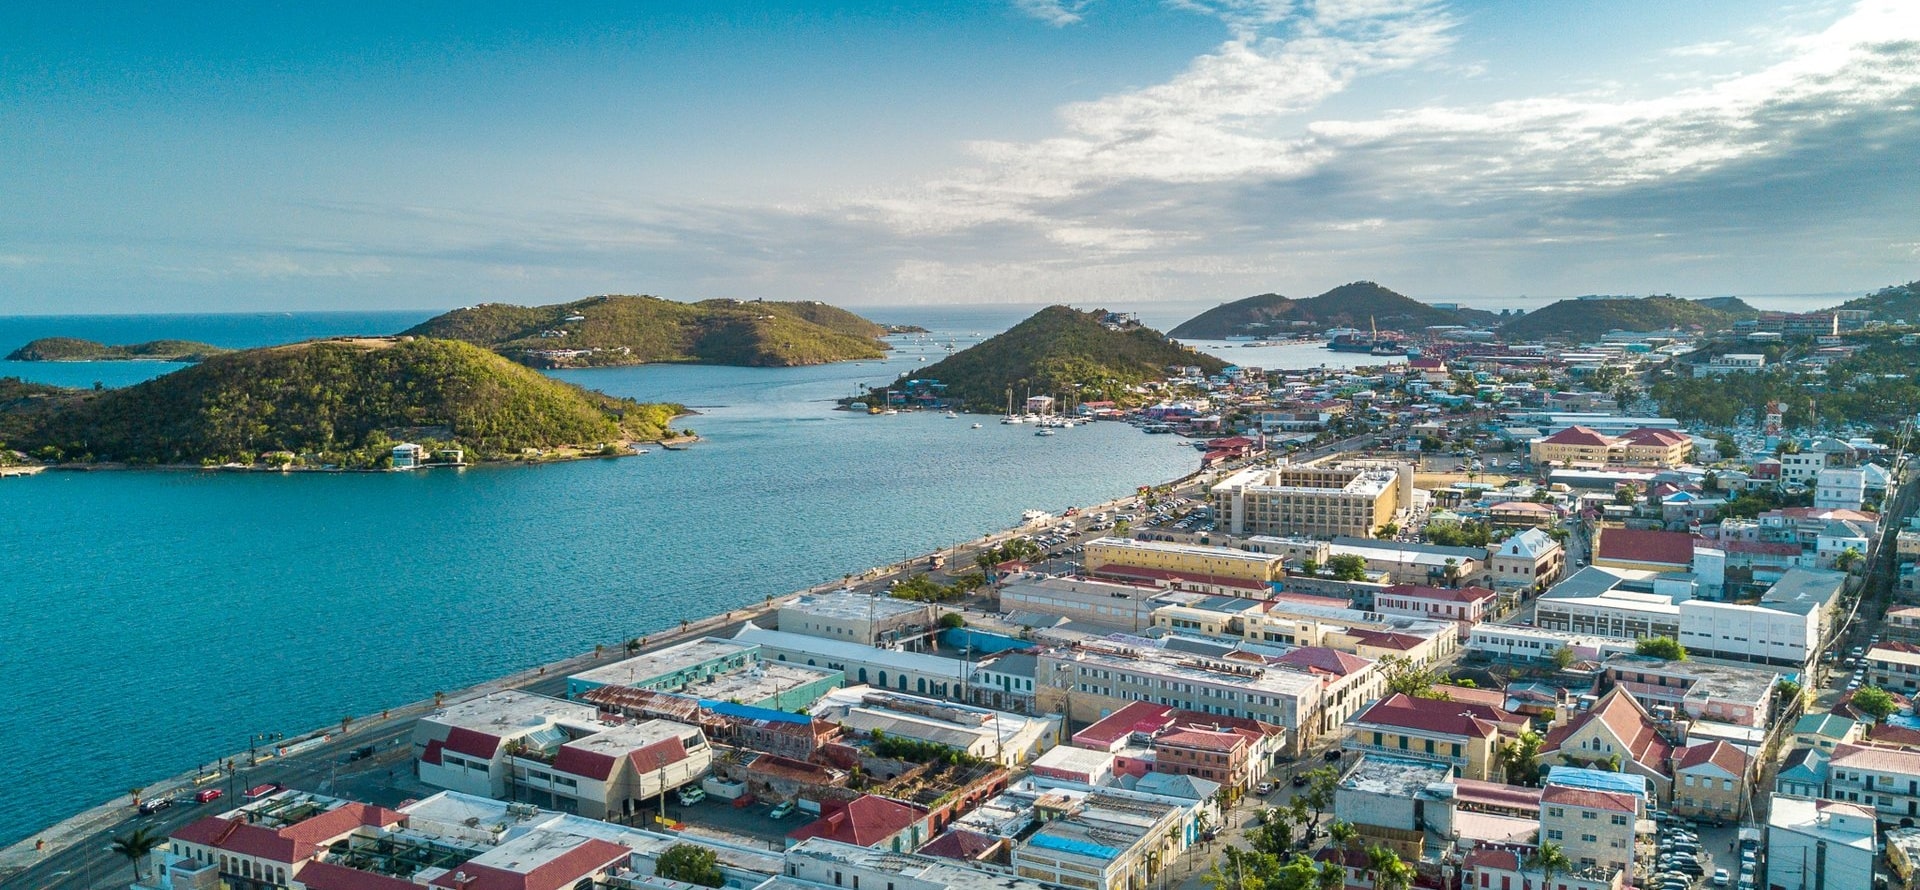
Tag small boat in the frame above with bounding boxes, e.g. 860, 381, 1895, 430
943, 411, 958, 418
1003, 416, 1023, 424
971, 423, 983, 429
1036, 428, 1056, 437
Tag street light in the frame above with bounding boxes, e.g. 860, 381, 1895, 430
249, 732, 283, 767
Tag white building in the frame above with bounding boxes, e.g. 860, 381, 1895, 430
810, 685, 1061, 767
1035, 640, 1321, 751
1692, 354, 1766, 377
1828, 742, 1920, 824
1814, 467, 1868, 511
1676, 599, 1820, 668
997, 576, 1170, 632
1467, 624, 1639, 664
733, 622, 973, 700
777, 590, 936, 646
1766, 795, 1877, 890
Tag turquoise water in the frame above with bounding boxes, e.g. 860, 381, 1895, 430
0, 304, 1205, 847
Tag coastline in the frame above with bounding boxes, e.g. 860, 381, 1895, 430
0, 454, 1204, 870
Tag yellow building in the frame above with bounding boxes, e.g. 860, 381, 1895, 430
1530, 426, 1693, 469
1212, 462, 1413, 539
1670, 740, 1750, 819
1343, 692, 1528, 781
1083, 537, 1285, 586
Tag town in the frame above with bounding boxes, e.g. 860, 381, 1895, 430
37, 298, 1920, 890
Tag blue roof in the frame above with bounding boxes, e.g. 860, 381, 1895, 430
1029, 833, 1119, 860
1545, 766, 1650, 800
702, 700, 811, 725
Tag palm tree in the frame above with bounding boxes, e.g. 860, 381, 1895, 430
1524, 841, 1572, 890
111, 826, 164, 882
128, 787, 145, 807
432, 690, 445, 707
1329, 820, 1359, 855
1366, 845, 1414, 890
340, 714, 356, 734
1315, 860, 1347, 890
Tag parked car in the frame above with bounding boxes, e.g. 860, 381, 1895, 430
768, 801, 795, 820
1713, 869, 1730, 887
677, 787, 707, 807
1255, 781, 1277, 795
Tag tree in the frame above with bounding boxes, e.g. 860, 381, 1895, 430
1326, 554, 1368, 582
1777, 679, 1804, 709
1614, 482, 1638, 506
1635, 636, 1689, 661
1854, 685, 1898, 721
938, 612, 966, 629
128, 786, 145, 807
1376, 522, 1400, 539
1835, 547, 1865, 573
1366, 845, 1415, 890
111, 826, 165, 883
1524, 841, 1572, 890
1328, 820, 1359, 854
1551, 645, 1576, 670
1301, 558, 1321, 577
1442, 558, 1463, 587
340, 714, 356, 734
1302, 766, 1340, 835
626, 637, 642, 654
1497, 731, 1544, 786
1250, 806, 1295, 856
656, 842, 726, 887
1380, 654, 1452, 700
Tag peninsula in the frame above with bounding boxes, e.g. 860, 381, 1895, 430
1496, 294, 1759, 340
0, 337, 685, 469
880, 305, 1226, 412
1168, 281, 1497, 338
5, 337, 230, 362
401, 294, 892, 368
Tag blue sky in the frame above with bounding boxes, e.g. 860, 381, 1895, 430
3, 0, 1918, 313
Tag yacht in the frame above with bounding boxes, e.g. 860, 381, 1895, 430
1035, 428, 1056, 437
971, 422, 983, 429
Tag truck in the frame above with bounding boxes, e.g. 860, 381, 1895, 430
926, 553, 947, 571
701, 777, 748, 801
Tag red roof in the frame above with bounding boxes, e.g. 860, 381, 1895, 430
1540, 688, 1673, 769
1541, 784, 1637, 813
550, 746, 619, 782
172, 802, 406, 866
917, 828, 1001, 862
1453, 778, 1542, 813
441, 726, 504, 760
1074, 701, 1175, 748
1156, 728, 1248, 753
1351, 693, 1527, 740
298, 861, 428, 890
786, 794, 927, 848
1593, 527, 1697, 567
1541, 426, 1613, 447
1675, 740, 1750, 777
1271, 646, 1373, 677
428, 838, 630, 890
1381, 584, 1498, 604
1622, 428, 1689, 446
1346, 629, 1426, 651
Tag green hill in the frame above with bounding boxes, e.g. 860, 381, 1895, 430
1834, 280, 1920, 323
1168, 282, 1471, 338
401, 295, 890, 367
6, 337, 230, 362
1, 338, 684, 467
1498, 296, 1758, 340
887, 306, 1226, 412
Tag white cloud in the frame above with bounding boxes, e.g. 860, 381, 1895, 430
1012, 0, 1094, 27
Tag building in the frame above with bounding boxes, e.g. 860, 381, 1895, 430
1865, 642, 1920, 695
1538, 689, 1675, 803
1814, 467, 1868, 511
565, 637, 842, 710
1535, 571, 1682, 641
809, 685, 1059, 768
1035, 640, 1321, 752
1530, 426, 1694, 468
1373, 584, 1499, 632
1670, 740, 1752, 819
1069, 700, 1289, 789
390, 443, 425, 469
777, 590, 937, 646
1464, 847, 1624, 890
969, 651, 1039, 714
1539, 782, 1640, 876
1466, 624, 1639, 665
1888, 606, 1920, 645
996, 576, 1168, 632
1212, 462, 1414, 538
1693, 354, 1766, 376
1766, 796, 1877, 890
785, 837, 1058, 890
1590, 527, 1698, 574
413, 691, 600, 798
1343, 692, 1529, 781
1488, 500, 1561, 529
1325, 536, 1487, 586
1011, 791, 1187, 890
1777, 747, 1831, 799
1332, 755, 1458, 860
1488, 528, 1567, 593
1793, 713, 1864, 753
1269, 646, 1382, 734
1082, 537, 1286, 587
1601, 654, 1778, 728
167, 791, 407, 890
734, 623, 972, 701
1678, 567, 1848, 667
1827, 742, 1920, 825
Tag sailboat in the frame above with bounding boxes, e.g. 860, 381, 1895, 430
1002, 388, 1023, 424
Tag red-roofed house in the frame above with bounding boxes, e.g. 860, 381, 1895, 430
1345, 693, 1529, 781
786, 794, 932, 852
1073, 701, 1175, 752
1374, 584, 1499, 637
1531, 426, 1693, 469
167, 795, 406, 889
1270, 646, 1384, 733
1531, 426, 1617, 467
1591, 527, 1698, 573
1670, 740, 1752, 819
1539, 688, 1676, 802
1540, 783, 1640, 874
426, 835, 632, 890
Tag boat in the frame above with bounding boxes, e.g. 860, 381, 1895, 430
1002, 390, 1023, 424
1035, 428, 1056, 437
943, 410, 958, 418
971, 423, 983, 429
1002, 416, 1023, 424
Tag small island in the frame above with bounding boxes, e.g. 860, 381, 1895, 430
6, 337, 231, 362
401, 294, 893, 368
866, 306, 1227, 413
1167, 281, 1499, 339
0, 337, 688, 470
1495, 295, 1759, 340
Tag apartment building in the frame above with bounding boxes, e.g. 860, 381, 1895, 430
1373, 583, 1499, 630
1343, 692, 1529, 781
1670, 740, 1752, 819
1083, 537, 1286, 587
1864, 642, 1920, 696
1530, 426, 1693, 468
1035, 640, 1321, 752
1600, 654, 1777, 728
1766, 796, 1877, 890
1212, 462, 1414, 538
1540, 783, 1639, 875
1828, 742, 1920, 825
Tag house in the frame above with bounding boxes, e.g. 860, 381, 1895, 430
1766, 797, 1877, 890
1488, 528, 1566, 594
1775, 747, 1829, 798
1343, 692, 1529, 781
390, 442, 426, 470
787, 794, 933, 852
1539, 783, 1640, 876
1269, 646, 1383, 734
1793, 713, 1865, 753
1487, 501, 1559, 529
1373, 584, 1499, 633
1865, 642, 1920, 696
1538, 689, 1675, 803
167, 792, 407, 890
1669, 740, 1751, 819
1827, 742, 1920, 825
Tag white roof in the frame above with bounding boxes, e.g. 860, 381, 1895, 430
735, 623, 971, 679
1498, 528, 1557, 559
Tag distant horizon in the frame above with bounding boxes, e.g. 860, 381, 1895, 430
4, 3, 1919, 314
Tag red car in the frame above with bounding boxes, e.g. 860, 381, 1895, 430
244, 783, 283, 800
195, 788, 224, 804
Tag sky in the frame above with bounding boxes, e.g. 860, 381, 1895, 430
3, 0, 1919, 314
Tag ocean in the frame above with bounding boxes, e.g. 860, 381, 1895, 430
0, 291, 1843, 846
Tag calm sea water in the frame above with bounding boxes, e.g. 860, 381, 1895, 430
0, 292, 1843, 846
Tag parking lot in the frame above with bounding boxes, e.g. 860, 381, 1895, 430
667, 793, 798, 849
